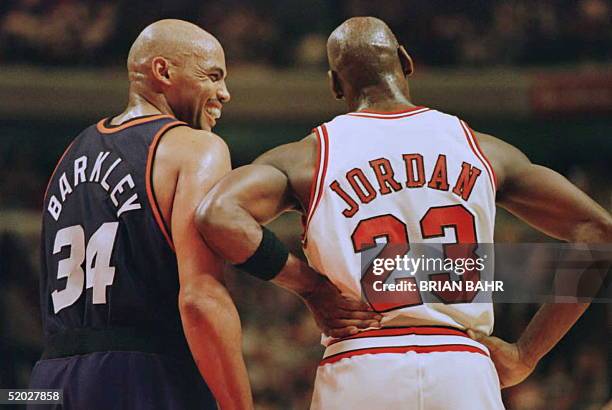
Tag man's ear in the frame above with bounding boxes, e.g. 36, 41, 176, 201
398, 46, 414, 77
328, 70, 344, 100
151, 56, 172, 87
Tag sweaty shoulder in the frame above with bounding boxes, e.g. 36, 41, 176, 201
158, 126, 230, 173
152, 125, 231, 223
254, 133, 318, 212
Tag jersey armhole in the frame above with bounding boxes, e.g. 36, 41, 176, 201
302, 124, 330, 247
43, 138, 77, 204
145, 121, 187, 252
459, 120, 497, 195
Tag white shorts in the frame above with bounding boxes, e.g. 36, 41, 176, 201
311, 327, 504, 410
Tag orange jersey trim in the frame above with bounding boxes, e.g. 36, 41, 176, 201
97, 114, 175, 134
145, 121, 186, 252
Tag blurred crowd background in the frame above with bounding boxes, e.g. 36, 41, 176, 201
0, 0, 611, 67
0, 1, 610, 409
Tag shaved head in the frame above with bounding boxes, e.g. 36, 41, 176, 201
128, 19, 222, 76
328, 17, 403, 89
326, 17, 413, 108
123, 19, 230, 131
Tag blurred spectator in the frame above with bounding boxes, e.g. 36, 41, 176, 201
571, 0, 612, 62
199, 2, 278, 66
295, 33, 327, 67
0, 0, 118, 65
1, 0, 609, 68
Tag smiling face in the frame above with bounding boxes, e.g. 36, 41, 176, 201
164, 39, 230, 131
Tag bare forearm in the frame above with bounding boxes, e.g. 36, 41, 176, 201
499, 164, 612, 242
203, 213, 322, 297
198, 198, 323, 297
179, 285, 252, 410
272, 253, 324, 298
517, 222, 608, 366
517, 303, 589, 367
197, 200, 263, 264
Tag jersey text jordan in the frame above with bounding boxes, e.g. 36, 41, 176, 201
329, 153, 482, 218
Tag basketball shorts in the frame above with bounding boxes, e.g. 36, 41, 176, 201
311, 326, 505, 410
28, 351, 215, 409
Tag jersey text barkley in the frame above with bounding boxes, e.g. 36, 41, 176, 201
47, 151, 142, 221
329, 153, 482, 218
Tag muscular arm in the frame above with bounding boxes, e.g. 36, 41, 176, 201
155, 127, 252, 409
196, 137, 322, 296
196, 138, 381, 336
471, 131, 612, 387
477, 131, 612, 242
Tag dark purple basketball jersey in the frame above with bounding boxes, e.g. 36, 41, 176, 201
40, 114, 187, 339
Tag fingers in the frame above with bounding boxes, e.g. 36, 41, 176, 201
333, 296, 375, 312
335, 309, 382, 321
326, 326, 359, 338
320, 317, 382, 339
325, 318, 381, 330
324, 317, 381, 338
468, 329, 503, 353
467, 329, 482, 340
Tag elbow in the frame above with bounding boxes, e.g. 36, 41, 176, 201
178, 280, 229, 325
572, 216, 612, 243
178, 286, 206, 322
178, 290, 201, 323
598, 217, 612, 242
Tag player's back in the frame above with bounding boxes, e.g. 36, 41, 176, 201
31, 114, 215, 410
41, 114, 186, 341
303, 106, 497, 335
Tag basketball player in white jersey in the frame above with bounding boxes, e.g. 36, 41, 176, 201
196, 17, 612, 409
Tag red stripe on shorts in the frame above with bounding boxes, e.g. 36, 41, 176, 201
320, 344, 488, 366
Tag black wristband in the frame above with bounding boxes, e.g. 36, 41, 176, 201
234, 227, 289, 281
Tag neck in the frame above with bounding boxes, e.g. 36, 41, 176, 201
347, 76, 414, 113
111, 84, 176, 125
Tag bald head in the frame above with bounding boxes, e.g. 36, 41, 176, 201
128, 19, 222, 75
327, 17, 411, 98
122, 19, 230, 131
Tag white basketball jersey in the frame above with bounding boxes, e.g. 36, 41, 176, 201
303, 107, 497, 335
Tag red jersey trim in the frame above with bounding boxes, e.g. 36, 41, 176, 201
356, 106, 426, 115
327, 326, 468, 346
145, 121, 186, 252
43, 138, 77, 203
97, 114, 174, 134
347, 107, 430, 119
304, 127, 322, 224
320, 344, 488, 366
302, 124, 329, 246
459, 120, 497, 194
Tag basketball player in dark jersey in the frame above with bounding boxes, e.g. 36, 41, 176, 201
31, 19, 379, 410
